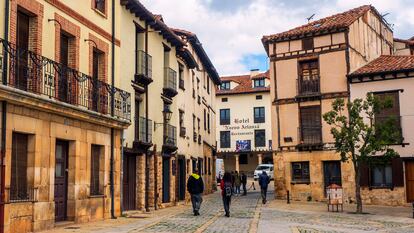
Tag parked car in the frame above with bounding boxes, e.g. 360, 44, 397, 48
254, 164, 274, 180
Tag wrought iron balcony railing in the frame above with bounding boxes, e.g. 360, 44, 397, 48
137, 117, 152, 144
297, 77, 320, 96
135, 50, 152, 85
298, 125, 323, 145
163, 67, 177, 97
0, 38, 131, 121
165, 124, 177, 146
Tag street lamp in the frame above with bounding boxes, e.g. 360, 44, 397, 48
154, 104, 173, 129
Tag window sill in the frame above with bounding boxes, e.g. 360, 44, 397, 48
291, 181, 310, 185
92, 8, 107, 18
89, 194, 105, 198
368, 186, 394, 191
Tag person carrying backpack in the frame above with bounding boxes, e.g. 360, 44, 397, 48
220, 172, 233, 217
258, 171, 270, 204
187, 168, 204, 216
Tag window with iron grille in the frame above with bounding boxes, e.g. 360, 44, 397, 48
220, 131, 231, 148
255, 130, 266, 147
220, 81, 230, 90
178, 63, 184, 90
254, 107, 265, 123
299, 105, 322, 145
373, 91, 402, 144
11, 133, 29, 202
94, 0, 106, 14
291, 162, 310, 183
220, 109, 230, 125
253, 79, 265, 88
90, 145, 103, 195
298, 60, 319, 95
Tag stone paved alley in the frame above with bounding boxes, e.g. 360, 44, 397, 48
42, 186, 414, 233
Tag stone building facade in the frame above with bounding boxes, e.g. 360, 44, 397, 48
0, 0, 131, 233
119, 1, 220, 212
216, 71, 273, 175
262, 5, 409, 206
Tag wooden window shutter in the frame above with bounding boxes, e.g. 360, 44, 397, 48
392, 157, 404, 187
359, 162, 370, 187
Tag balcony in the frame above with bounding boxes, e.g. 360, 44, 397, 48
163, 124, 177, 153
134, 50, 153, 86
133, 117, 153, 151
0, 38, 131, 121
297, 125, 323, 150
180, 126, 186, 138
296, 77, 321, 99
163, 67, 177, 98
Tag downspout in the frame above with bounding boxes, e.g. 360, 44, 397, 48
144, 22, 150, 212
110, 0, 116, 219
120, 130, 124, 214
0, 1, 10, 232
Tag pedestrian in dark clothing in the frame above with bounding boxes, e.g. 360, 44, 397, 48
220, 172, 233, 217
187, 169, 204, 216
258, 171, 270, 204
234, 171, 241, 195
241, 172, 247, 195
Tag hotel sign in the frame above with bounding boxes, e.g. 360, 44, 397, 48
223, 118, 261, 134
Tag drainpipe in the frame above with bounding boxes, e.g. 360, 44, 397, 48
110, 0, 116, 219
144, 22, 150, 212
0, 1, 10, 233
120, 130, 124, 214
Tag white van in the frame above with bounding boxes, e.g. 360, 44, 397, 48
254, 164, 274, 180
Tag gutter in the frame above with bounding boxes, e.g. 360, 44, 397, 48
110, 0, 116, 219
0, 0, 9, 232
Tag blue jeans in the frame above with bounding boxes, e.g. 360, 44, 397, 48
235, 185, 240, 194
191, 194, 203, 213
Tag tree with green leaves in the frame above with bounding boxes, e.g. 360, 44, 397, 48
323, 93, 400, 214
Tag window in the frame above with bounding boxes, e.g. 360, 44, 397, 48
91, 145, 103, 195
203, 109, 207, 131
254, 78, 265, 88
371, 165, 392, 187
299, 59, 319, 95
291, 162, 310, 183
220, 109, 230, 125
239, 154, 248, 164
208, 158, 211, 175
221, 98, 228, 102
178, 64, 184, 90
193, 114, 197, 142
302, 38, 314, 50
254, 107, 265, 123
374, 91, 402, 144
255, 130, 266, 147
207, 112, 210, 133
299, 106, 322, 145
179, 110, 185, 137
220, 81, 230, 90
207, 76, 210, 94
220, 131, 231, 148
256, 95, 262, 100
94, 0, 106, 14
11, 133, 29, 201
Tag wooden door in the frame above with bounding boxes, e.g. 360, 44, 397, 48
177, 158, 186, 201
122, 155, 136, 211
54, 140, 68, 222
406, 161, 414, 202
162, 157, 170, 203
16, 11, 30, 91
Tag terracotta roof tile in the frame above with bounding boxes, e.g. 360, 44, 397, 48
217, 71, 270, 95
350, 55, 414, 76
262, 5, 372, 43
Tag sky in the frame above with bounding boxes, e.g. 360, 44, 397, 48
140, 0, 414, 76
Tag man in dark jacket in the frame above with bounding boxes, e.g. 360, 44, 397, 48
241, 172, 247, 195
187, 169, 204, 216
258, 171, 270, 204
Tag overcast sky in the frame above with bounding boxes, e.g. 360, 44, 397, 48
140, 0, 414, 76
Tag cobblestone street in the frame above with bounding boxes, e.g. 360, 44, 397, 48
43, 185, 414, 233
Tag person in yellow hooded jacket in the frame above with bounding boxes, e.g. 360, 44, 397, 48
187, 168, 204, 216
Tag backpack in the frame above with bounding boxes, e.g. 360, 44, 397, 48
224, 181, 232, 197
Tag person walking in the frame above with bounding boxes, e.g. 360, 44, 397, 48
220, 172, 233, 217
241, 172, 247, 195
258, 171, 270, 204
234, 171, 241, 195
187, 168, 204, 216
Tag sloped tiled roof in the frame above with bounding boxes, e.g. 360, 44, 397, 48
217, 71, 270, 95
349, 55, 414, 76
262, 5, 374, 44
